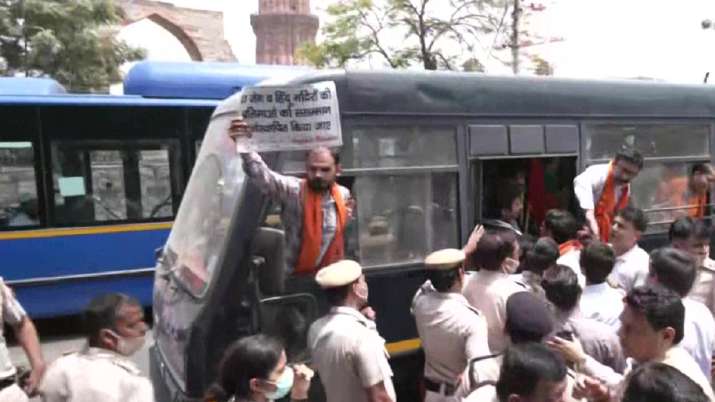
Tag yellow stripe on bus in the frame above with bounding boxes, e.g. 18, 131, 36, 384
386, 338, 421, 355
0, 221, 173, 240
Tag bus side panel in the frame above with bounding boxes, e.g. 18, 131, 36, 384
367, 267, 425, 401
0, 227, 169, 317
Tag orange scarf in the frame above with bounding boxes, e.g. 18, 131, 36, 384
559, 240, 582, 256
688, 193, 707, 218
294, 181, 347, 274
594, 162, 629, 242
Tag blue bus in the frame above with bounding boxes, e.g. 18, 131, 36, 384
0, 61, 307, 318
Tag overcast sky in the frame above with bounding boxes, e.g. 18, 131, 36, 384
120, 0, 715, 84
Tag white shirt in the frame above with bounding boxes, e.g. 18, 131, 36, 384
39, 345, 153, 402
608, 244, 650, 292
463, 270, 525, 353
681, 298, 715, 379
579, 283, 625, 330
556, 250, 586, 288
583, 347, 715, 402
573, 163, 628, 211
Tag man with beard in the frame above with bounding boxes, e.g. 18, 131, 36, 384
308, 260, 395, 402
573, 149, 643, 242
229, 118, 352, 274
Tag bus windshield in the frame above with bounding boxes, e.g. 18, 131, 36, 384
165, 110, 244, 297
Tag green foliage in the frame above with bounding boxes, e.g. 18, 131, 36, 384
299, 0, 507, 71
462, 57, 485, 72
531, 55, 553, 76
0, 0, 145, 92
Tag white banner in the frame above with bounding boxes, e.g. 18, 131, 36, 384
235, 81, 342, 153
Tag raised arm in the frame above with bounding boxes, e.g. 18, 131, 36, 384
573, 168, 599, 238
229, 118, 301, 202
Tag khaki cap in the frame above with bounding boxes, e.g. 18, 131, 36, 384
424, 248, 465, 270
315, 260, 362, 288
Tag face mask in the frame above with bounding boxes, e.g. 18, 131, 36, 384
355, 281, 369, 306
108, 330, 145, 356
265, 366, 294, 401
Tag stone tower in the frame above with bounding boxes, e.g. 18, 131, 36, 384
251, 0, 319, 65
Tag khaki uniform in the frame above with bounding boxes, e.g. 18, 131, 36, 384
463, 270, 525, 353
690, 258, 715, 318
308, 306, 395, 402
39, 345, 153, 402
412, 281, 490, 402
0, 278, 28, 402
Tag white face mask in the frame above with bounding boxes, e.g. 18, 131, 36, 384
108, 330, 145, 356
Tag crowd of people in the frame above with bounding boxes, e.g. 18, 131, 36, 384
220, 118, 715, 402
3, 120, 715, 402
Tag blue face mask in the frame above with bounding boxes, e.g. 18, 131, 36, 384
265, 366, 294, 400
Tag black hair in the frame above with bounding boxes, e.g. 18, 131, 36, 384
523, 237, 559, 274
542, 264, 582, 312
649, 247, 696, 297
473, 231, 517, 271
544, 209, 578, 244
496, 343, 567, 402
496, 185, 523, 211
204, 334, 284, 402
324, 284, 352, 306
615, 148, 644, 170
625, 284, 685, 345
84, 293, 140, 346
690, 163, 710, 176
517, 234, 536, 263
427, 267, 462, 292
623, 362, 709, 402
580, 241, 616, 284
616, 206, 648, 233
306, 146, 341, 165
669, 217, 711, 242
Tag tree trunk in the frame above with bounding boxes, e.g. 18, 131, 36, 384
511, 0, 520, 74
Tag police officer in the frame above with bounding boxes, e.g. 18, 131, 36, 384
39, 293, 152, 402
412, 249, 489, 402
465, 292, 555, 394
307, 260, 395, 402
0, 277, 45, 402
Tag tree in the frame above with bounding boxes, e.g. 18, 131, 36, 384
299, 0, 508, 71
0, 0, 145, 92
531, 55, 553, 75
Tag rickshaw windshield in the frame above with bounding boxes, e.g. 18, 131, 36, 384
165, 109, 245, 298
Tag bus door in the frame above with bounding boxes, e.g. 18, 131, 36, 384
467, 123, 580, 237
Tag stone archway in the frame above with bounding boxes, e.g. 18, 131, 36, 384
118, 0, 235, 62
144, 13, 203, 61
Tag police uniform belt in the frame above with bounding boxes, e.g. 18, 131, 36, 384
0, 374, 15, 391
423, 377, 457, 396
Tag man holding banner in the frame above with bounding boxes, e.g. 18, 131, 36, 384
229, 117, 353, 275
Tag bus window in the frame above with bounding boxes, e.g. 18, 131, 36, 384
585, 123, 710, 160
583, 123, 711, 232
0, 142, 39, 228
351, 125, 457, 168
355, 172, 458, 267
51, 141, 179, 225
480, 157, 577, 236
